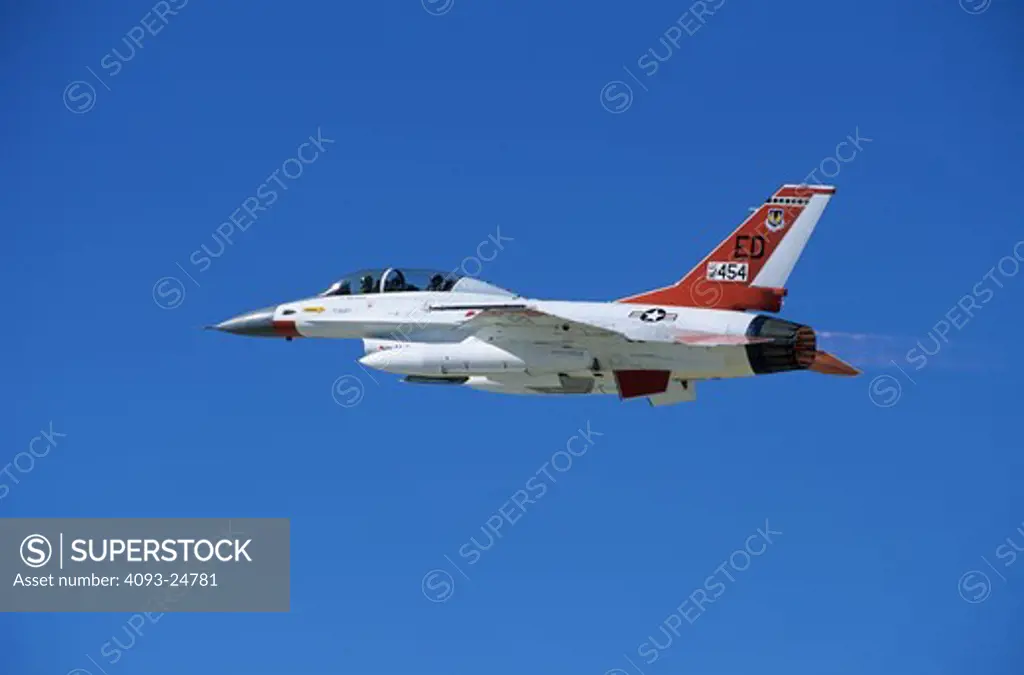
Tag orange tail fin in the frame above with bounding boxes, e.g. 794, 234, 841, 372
619, 184, 836, 312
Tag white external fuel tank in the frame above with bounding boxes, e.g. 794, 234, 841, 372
360, 337, 592, 377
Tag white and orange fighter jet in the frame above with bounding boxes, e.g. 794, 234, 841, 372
211, 183, 859, 405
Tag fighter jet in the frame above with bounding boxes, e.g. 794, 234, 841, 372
210, 183, 859, 405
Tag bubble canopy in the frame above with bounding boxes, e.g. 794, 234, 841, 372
318, 268, 515, 297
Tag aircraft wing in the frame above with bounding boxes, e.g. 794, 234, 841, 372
427, 303, 621, 339
427, 303, 772, 346
427, 302, 783, 403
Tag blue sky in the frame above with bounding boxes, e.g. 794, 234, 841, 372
3, 0, 1023, 673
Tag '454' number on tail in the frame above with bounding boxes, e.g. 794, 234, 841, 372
706, 262, 749, 282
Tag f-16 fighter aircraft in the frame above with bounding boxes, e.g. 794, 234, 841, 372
210, 183, 859, 405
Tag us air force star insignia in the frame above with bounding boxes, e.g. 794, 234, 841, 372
628, 307, 678, 323
642, 308, 667, 322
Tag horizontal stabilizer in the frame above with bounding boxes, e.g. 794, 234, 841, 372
808, 351, 860, 376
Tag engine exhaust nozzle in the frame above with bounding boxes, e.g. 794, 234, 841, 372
745, 315, 818, 375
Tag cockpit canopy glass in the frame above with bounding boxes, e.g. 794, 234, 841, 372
318, 268, 516, 297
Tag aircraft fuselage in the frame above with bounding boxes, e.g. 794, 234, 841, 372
226, 290, 806, 399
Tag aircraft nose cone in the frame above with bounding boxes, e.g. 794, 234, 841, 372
210, 306, 279, 337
